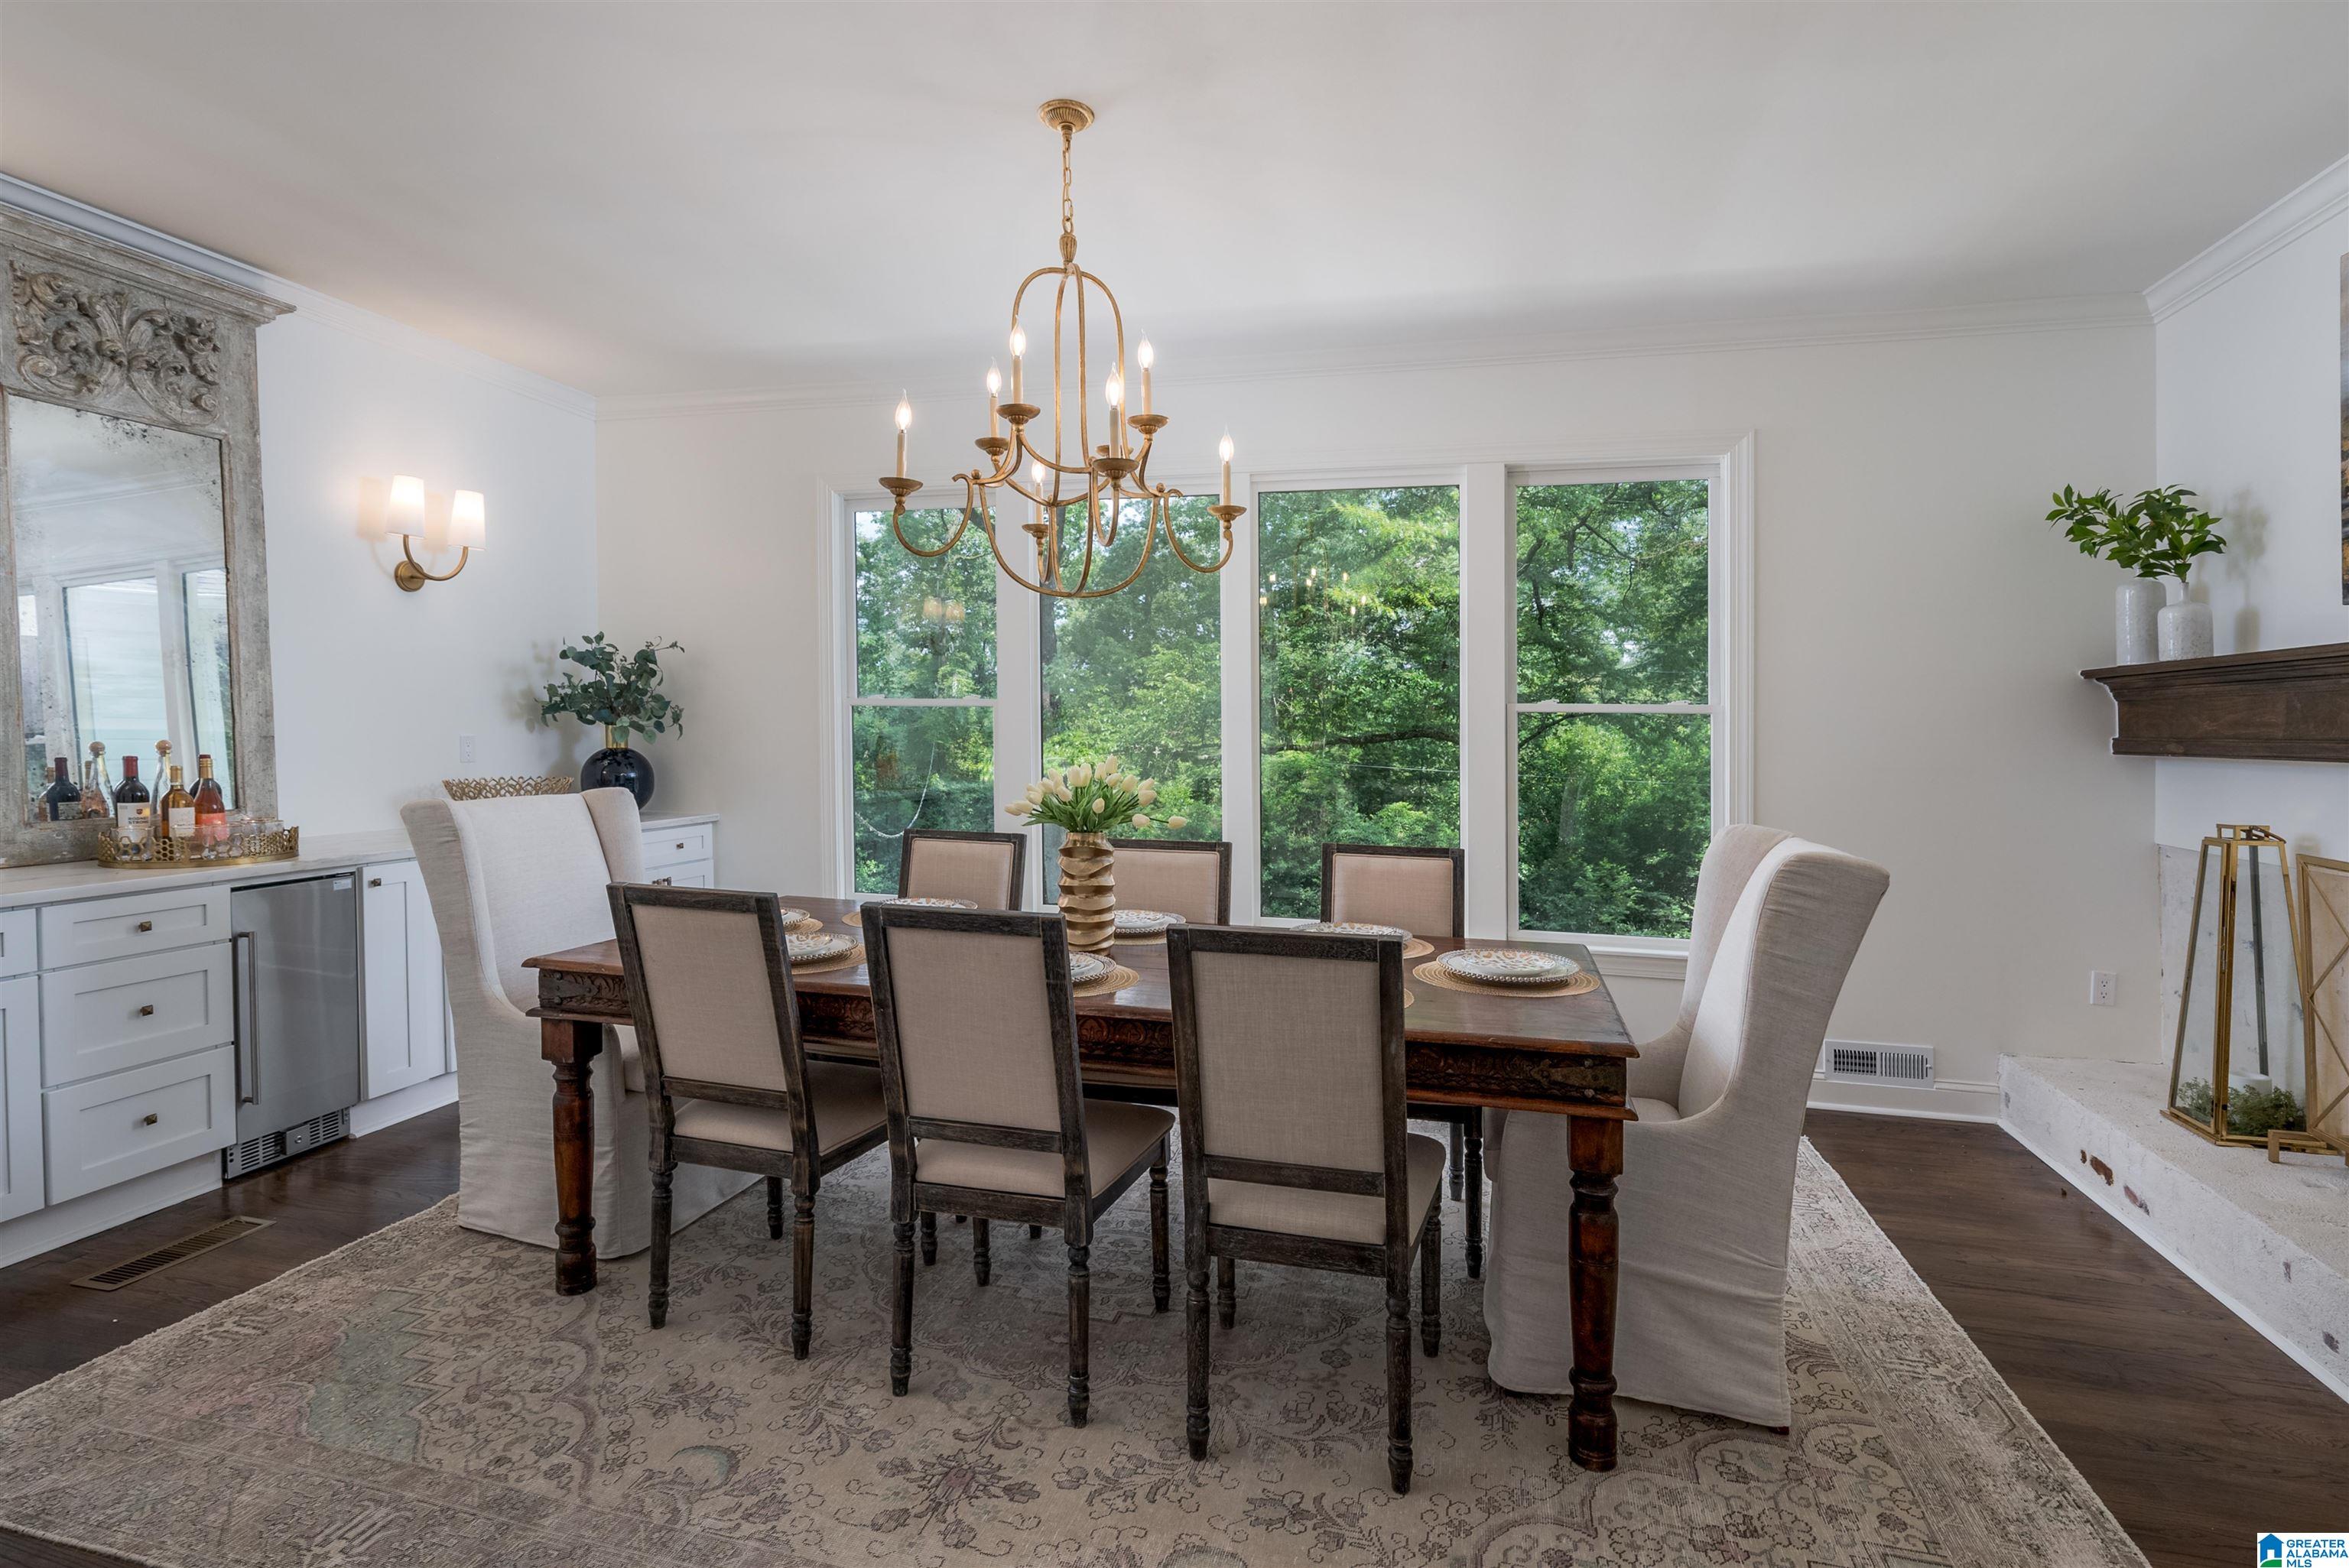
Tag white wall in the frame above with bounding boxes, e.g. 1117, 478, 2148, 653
600, 315, 2159, 1096
255, 303, 599, 832
2150, 161, 2349, 861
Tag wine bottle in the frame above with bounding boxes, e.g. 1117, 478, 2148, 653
158, 765, 195, 846
114, 755, 152, 844
83, 742, 113, 819
193, 753, 227, 845
41, 757, 80, 822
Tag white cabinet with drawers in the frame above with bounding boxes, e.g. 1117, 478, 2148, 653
44, 1045, 237, 1204
37, 885, 232, 968
362, 859, 447, 1099
39, 944, 235, 1087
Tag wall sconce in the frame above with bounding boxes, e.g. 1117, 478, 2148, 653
388, 476, 487, 592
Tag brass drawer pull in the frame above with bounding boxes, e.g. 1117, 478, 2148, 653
652, 876, 674, 887
138, 1003, 156, 1017
141, 1112, 159, 1126
368, 877, 383, 888
135, 920, 154, 933
674, 842, 686, 850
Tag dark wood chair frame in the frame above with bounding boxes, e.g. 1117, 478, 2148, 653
1167, 923, 1438, 1495
1318, 842, 1486, 1277
897, 827, 1028, 909
866, 904, 1172, 1427
1107, 836, 1234, 924
606, 883, 889, 1359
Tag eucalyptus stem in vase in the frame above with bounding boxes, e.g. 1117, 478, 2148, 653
1005, 756, 1186, 953
538, 632, 686, 807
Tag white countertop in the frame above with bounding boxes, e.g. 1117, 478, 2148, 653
0, 811, 718, 909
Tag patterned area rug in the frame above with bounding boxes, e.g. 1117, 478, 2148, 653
0, 1141, 2143, 1568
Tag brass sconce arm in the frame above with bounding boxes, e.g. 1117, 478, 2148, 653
394, 537, 472, 592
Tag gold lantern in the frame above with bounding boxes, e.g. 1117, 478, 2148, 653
2168, 825, 2309, 1147
2285, 853, 2349, 1164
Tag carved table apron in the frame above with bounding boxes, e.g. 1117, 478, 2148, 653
529, 895, 1636, 1472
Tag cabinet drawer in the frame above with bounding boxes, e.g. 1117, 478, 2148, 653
38, 886, 232, 969
647, 862, 713, 889
40, 943, 233, 1087
0, 908, 34, 977
44, 1045, 235, 1204
642, 824, 713, 871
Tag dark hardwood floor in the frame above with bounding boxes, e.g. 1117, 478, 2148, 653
0, 1105, 2341, 1568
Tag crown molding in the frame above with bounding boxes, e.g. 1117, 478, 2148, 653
595, 291, 2150, 424
2143, 154, 2349, 323
0, 174, 596, 421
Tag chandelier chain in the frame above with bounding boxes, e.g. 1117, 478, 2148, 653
1061, 127, 1076, 246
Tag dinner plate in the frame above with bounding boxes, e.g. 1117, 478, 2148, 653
775, 907, 810, 926
1067, 951, 1113, 983
787, 932, 854, 964
1298, 921, 1412, 939
1439, 946, 1580, 985
1113, 908, 1183, 933
888, 896, 979, 909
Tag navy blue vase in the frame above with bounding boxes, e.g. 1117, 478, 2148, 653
580, 728, 654, 808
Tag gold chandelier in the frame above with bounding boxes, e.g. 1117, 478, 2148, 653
879, 99, 1244, 600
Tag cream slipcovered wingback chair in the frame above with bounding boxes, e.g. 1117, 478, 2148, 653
1483, 826, 1889, 1428
401, 787, 753, 1255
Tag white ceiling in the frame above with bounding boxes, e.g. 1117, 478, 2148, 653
2, 2, 2341, 398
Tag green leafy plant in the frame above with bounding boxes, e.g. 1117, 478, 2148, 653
1005, 755, 1185, 836
2173, 1077, 2304, 1138
538, 633, 685, 746
2047, 484, 2227, 584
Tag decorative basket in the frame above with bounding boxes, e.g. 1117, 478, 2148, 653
443, 775, 577, 801
96, 823, 300, 869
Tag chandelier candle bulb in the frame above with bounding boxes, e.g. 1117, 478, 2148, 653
1009, 323, 1025, 402
986, 363, 1002, 437
1137, 338, 1154, 415
893, 394, 911, 479
1219, 432, 1234, 506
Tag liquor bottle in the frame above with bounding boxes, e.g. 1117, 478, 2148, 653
82, 742, 114, 819
193, 754, 227, 846
41, 758, 80, 821
113, 755, 152, 844
158, 765, 196, 846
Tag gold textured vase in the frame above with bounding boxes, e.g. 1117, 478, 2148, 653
1058, 832, 1116, 953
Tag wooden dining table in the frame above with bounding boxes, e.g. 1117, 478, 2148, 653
527, 895, 1639, 1472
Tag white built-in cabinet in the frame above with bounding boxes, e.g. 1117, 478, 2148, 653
361, 859, 446, 1099
0, 975, 40, 1221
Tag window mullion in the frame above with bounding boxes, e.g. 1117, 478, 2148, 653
1459, 463, 1511, 940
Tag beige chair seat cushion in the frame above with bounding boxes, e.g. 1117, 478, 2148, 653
611, 1024, 648, 1094
917, 1100, 1172, 1198
1208, 1130, 1445, 1245
1629, 1096, 1679, 1124
671, 1064, 888, 1154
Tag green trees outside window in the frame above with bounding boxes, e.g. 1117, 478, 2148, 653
850, 508, 999, 892
1259, 486, 1462, 919
1515, 479, 1711, 938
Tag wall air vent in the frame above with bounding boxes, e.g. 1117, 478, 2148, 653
1823, 1041, 1935, 1086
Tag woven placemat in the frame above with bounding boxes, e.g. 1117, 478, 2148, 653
1113, 929, 1171, 946
785, 917, 824, 935
840, 906, 867, 928
1402, 938, 1434, 959
1073, 963, 1140, 997
1411, 959, 1598, 998
791, 941, 866, 976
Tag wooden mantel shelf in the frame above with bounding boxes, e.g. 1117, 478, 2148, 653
2082, 642, 2349, 761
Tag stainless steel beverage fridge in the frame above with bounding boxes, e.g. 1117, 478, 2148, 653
226, 873, 362, 1177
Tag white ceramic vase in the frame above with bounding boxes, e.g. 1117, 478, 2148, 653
2114, 577, 2162, 664
2156, 579, 2213, 662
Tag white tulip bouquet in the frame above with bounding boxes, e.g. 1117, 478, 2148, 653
1006, 755, 1187, 835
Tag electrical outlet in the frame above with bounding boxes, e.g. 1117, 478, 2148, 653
2089, 970, 2117, 1008
457, 734, 476, 765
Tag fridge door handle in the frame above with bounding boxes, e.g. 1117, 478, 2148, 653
232, 929, 258, 1105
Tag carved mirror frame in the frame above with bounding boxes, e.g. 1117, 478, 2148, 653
0, 208, 289, 865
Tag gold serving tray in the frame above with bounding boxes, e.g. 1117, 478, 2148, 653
94, 825, 300, 870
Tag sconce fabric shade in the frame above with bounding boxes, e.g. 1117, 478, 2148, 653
386, 475, 428, 538
449, 489, 487, 552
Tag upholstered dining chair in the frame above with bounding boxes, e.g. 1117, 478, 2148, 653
1167, 924, 1442, 1495
866, 904, 1174, 1427
607, 884, 889, 1356
1482, 826, 1889, 1429
1106, 838, 1232, 925
898, 828, 1025, 908
401, 789, 754, 1255
1318, 842, 1486, 1274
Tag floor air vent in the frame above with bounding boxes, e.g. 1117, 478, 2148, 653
1824, 1042, 1935, 1086
223, 1109, 349, 1179
71, 1216, 274, 1291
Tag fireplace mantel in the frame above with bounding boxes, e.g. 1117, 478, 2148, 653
2082, 642, 2349, 761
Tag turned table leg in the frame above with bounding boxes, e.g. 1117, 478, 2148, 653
541, 1018, 603, 1296
1566, 1114, 1622, 1472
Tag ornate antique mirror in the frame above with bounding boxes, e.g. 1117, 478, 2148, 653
0, 209, 287, 865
